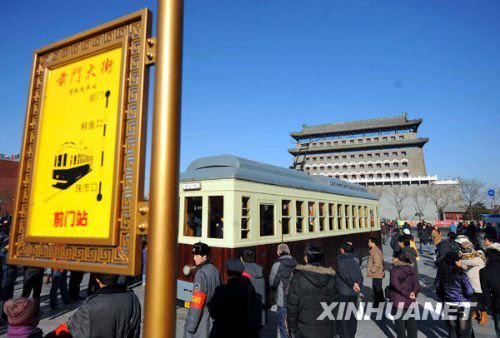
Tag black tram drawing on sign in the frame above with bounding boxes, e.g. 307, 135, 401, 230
52, 142, 93, 190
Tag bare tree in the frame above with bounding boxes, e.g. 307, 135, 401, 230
412, 186, 428, 221
388, 185, 409, 220
425, 184, 459, 220
460, 178, 485, 220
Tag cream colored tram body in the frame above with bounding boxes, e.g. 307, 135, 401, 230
176, 155, 380, 303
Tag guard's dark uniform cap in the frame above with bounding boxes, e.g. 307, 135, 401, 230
226, 258, 244, 274
192, 242, 210, 256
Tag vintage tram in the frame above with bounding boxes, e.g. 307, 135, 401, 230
176, 155, 380, 303
52, 142, 93, 190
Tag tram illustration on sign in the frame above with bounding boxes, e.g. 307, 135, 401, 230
52, 142, 93, 190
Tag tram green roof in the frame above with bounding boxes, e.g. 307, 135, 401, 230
181, 155, 378, 200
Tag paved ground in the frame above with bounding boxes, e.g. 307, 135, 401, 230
0, 237, 496, 337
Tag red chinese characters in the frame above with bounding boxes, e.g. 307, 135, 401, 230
55, 60, 108, 89
53, 210, 88, 227
86, 63, 96, 79
101, 58, 113, 74
56, 72, 67, 86
71, 67, 82, 83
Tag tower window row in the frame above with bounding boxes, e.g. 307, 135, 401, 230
307, 134, 406, 148
306, 151, 407, 162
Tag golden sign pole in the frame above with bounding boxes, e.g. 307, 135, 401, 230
144, 0, 183, 337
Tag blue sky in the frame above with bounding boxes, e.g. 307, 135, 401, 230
0, 0, 499, 188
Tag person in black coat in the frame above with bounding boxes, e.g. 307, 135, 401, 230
480, 242, 500, 337
466, 222, 482, 250
68, 271, 85, 302
241, 249, 267, 328
287, 245, 336, 338
436, 231, 459, 267
21, 267, 45, 301
391, 228, 401, 256
65, 273, 141, 338
0, 216, 17, 304
336, 242, 363, 338
209, 258, 260, 338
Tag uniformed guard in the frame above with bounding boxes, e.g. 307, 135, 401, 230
184, 242, 221, 338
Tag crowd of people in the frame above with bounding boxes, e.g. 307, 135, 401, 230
387, 220, 500, 338
181, 237, 382, 338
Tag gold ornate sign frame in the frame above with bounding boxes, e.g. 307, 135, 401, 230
8, 9, 152, 275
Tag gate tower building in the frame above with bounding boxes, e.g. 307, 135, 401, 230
289, 113, 437, 186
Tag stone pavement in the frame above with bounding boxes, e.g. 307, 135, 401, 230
0, 237, 496, 337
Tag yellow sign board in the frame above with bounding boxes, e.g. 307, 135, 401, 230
8, 9, 152, 275
28, 47, 123, 242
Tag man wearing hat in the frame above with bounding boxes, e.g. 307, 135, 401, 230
397, 235, 419, 274
185, 242, 221, 338
208, 258, 260, 338
484, 232, 497, 248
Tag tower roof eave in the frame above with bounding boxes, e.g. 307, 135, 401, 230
291, 115, 423, 139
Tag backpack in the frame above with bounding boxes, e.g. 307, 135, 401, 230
275, 262, 294, 306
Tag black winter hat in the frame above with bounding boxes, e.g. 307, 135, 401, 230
226, 258, 244, 274
484, 232, 497, 242
192, 242, 209, 256
95, 273, 119, 286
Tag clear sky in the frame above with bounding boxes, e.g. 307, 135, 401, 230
0, 0, 499, 189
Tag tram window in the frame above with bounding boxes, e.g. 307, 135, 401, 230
241, 197, 250, 239
364, 206, 369, 228
184, 197, 202, 237
57, 155, 62, 167
358, 206, 363, 228
337, 204, 343, 229
63, 154, 67, 167
260, 204, 275, 237
54, 156, 57, 167
319, 203, 325, 231
370, 209, 375, 227
345, 205, 350, 229
209, 196, 224, 239
308, 202, 316, 232
281, 200, 291, 235
296, 201, 304, 233
352, 206, 358, 228
328, 203, 335, 230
